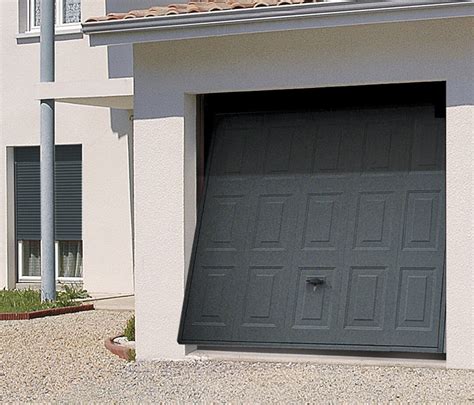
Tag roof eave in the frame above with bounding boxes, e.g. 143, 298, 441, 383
82, 0, 474, 46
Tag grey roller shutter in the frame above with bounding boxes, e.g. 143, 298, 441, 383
14, 148, 41, 240
14, 145, 82, 241
55, 146, 82, 240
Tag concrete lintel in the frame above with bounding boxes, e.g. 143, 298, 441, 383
36, 78, 134, 109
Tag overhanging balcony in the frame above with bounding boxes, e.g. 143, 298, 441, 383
35, 78, 133, 110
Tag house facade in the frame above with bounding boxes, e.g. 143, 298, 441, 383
0, 0, 138, 294
83, 0, 474, 370
2, 0, 472, 370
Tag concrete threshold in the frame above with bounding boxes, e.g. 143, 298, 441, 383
188, 349, 447, 369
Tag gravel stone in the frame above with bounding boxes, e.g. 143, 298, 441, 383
1, 310, 473, 403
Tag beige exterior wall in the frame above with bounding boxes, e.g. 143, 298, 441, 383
0, 0, 134, 294
133, 19, 474, 368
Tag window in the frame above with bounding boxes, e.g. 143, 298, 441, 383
18, 240, 41, 278
14, 145, 82, 281
29, 0, 81, 31
58, 240, 83, 278
18, 240, 83, 280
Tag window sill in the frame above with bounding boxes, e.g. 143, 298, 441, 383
16, 26, 82, 42
17, 278, 84, 283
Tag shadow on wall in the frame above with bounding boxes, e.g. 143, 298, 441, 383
110, 109, 131, 139
108, 107, 135, 278
104, 0, 138, 267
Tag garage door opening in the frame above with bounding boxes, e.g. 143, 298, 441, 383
180, 82, 446, 354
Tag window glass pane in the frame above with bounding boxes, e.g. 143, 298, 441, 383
33, 0, 58, 27
58, 241, 83, 278
33, 0, 80, 27
21, 240, 41, 277
34, 0, 41, 27
62, 0, 81, 24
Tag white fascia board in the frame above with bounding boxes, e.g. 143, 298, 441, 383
82, 1, 474, 47
36, 78, 134, 109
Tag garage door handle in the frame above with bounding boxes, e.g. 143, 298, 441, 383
306, 277, 325, 286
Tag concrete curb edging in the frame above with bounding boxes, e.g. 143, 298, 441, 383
0, 304, 94, 320
105, 336, 133, 360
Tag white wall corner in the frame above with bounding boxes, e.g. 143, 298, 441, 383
445, 105, 474, 370
134, 115, 188, 360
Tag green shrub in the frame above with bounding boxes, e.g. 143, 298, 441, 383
124, 315, 135, 341
0, 288, 48, 313
0, 286, 89, 313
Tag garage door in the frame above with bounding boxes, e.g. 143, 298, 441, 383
179, 106, 446, 352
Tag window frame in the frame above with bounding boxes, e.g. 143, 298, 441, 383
28, 0, 81, 32
18, 240, 83, 282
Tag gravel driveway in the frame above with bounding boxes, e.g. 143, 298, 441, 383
1, 310, 473, 403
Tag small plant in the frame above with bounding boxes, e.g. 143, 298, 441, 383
127, 349, 136, 362
54, 284, 89, 307
106, 315, 136, 361
58, 283, 90, 300
123, 315, 135, 341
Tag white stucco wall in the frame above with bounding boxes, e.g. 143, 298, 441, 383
0, 0, 134, 294
133, 18, 474, 368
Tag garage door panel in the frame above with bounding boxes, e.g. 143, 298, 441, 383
249, 193, 294, 251
227, 156, 301, 342
211, 124, 264, 178
345, 192, 404, 257
338, 193, 404, 345
410, 120, 445, 172
262, 126, 311, 176
311, 122, 347, 174
311, 118, 366, 175
300, 192, 345, 251
395, 266, 438, 329
243, 177, 300, 245
260, 115, 315, 177
330, 110, 408, 345
263, 128, 294, 176
180, 106, 445, 352
240, 266, 286, 326
190, 266, 234, 325
351, 191, 397, 251
341, 266, 389, 331
199, 193, 249, 253
284, 181, 348, 343
388, 266, 444, 347
232, 264, 291, 342
285, 266, 340, 343
391, 182, 445, 347
181, 264, 238, 341
211, 128, 248, 177
360, 120, 411, 174
401, 190, 443, 251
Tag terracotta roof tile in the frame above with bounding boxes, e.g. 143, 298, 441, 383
85, 0, 325, 22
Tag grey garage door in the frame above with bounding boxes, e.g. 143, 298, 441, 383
179, 105, 446, 352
